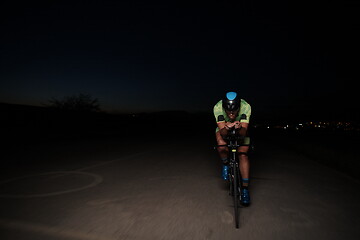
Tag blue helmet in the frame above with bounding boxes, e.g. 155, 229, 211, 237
222, 92, 240, 111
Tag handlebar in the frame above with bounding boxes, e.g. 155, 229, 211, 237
214, 128, 247, 149
214, 143, 245, 150
214, 127, 254, 152
222, 128, 245, 141
215, 138, 247, 150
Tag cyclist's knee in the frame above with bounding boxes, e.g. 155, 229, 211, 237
217, 145, 228, 153
216, 136, 227, 152
239, 152, 249, 161
238, 146, 249, 153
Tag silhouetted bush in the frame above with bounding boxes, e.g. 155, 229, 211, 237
47, 93, 100, 112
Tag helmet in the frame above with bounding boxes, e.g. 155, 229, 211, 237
222, 92, 240, 111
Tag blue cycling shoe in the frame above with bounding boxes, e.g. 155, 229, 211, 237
222, 165, 229, 180
241, 188, 250, 206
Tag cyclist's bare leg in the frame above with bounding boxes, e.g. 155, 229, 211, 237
216, 131, 228, 160
238, 146, 250, 187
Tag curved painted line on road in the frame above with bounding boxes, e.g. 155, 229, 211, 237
0, 218, 117, 240
0, 171, 103, 199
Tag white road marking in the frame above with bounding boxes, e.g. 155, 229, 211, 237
76, 151, 148, 171
0, 218, 117, 240
0, 172, 103, 199
0, 151, 151, 199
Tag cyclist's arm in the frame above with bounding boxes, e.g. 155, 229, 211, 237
239, 102, 251, 137
239, 122, 249, 137
214, 102, 231, 137
217, 122, 229, 137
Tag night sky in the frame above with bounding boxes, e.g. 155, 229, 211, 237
1, 1, 359, 118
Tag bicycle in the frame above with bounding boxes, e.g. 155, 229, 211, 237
216, 128, 247, 228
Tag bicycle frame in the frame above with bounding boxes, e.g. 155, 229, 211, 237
216, 129, 244, 228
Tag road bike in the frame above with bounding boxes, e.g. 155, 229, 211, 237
216, 129, 247, 228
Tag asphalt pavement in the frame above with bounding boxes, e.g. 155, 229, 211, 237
0, 132, 359, 240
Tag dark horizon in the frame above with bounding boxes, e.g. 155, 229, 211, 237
1, 101, 359, 125
1, 1, 359, 116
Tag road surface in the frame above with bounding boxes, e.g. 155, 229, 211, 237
0, 132, 359, 240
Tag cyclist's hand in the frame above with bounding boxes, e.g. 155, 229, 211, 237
225, 122, 235, 130
234, 121, 242, 129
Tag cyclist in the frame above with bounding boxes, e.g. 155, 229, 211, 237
213, 91, 251, 206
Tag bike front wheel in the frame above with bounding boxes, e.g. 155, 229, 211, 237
233, 165, 240, 228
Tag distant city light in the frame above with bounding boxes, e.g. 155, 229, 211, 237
254, 121, 359, 132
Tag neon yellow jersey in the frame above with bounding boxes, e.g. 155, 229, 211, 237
213, 99, 251, 124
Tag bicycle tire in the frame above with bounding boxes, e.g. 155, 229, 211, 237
229, 169, 233, 196
233, 164, 240, 228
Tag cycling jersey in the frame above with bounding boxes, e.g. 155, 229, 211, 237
213, 99, 251, 145
213, 99, 251, 124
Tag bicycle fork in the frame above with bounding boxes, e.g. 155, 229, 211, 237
229, 149, 241, 197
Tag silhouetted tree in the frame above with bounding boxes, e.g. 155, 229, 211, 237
48, 94, 100, 112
